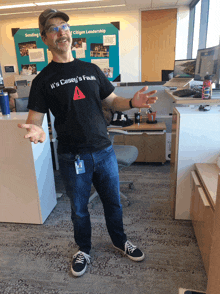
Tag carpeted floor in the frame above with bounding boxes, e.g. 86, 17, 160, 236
0, 162, 207, 294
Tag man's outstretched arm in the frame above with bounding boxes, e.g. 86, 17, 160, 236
18, 110, 46, 144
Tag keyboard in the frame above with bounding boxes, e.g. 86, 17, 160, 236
173, 89, 199, 97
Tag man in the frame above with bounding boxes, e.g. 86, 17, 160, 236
18, 9, 158, 277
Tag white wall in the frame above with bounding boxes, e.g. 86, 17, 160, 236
0, 7, 189, 86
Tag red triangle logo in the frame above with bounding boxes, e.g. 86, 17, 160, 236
73, 86, 86, 100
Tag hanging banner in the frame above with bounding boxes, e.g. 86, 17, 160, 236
13, 22, 120, 81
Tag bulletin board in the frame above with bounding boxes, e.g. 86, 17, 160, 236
13, 22, 120, 81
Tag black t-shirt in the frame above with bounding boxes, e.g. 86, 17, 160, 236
28, 59, 114, 154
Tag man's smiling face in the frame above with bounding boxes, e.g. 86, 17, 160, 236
42, 17, 72, 55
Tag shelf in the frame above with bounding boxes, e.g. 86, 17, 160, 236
165, 88, 220, 104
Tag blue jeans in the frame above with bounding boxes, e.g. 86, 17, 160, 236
58, 145, 127, 254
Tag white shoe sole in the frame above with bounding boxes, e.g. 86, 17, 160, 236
71, 264, 87, 277
113, 245, 145, 261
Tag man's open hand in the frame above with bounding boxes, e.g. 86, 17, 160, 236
18, 123, 46, 144
131, 86, 158, 108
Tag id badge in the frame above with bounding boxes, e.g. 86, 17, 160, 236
75, 159, 85, 174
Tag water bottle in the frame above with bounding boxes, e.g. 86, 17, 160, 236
202, 73, 212, 99
0, 92, 10, 115
135, 111, 142, 124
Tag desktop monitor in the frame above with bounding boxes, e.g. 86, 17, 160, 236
173, 59, 196, 78
194, 44, 220, 85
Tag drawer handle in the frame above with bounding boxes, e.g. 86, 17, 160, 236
198, 187, 210, 207
191, 171, 200, 186
145, 132, 165, 135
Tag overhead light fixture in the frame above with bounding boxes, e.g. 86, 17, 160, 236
36, 0, 99, 5
0, 0, 99, 10
0, 10, 43, 16
0, 3, 36, 9
0, 2, 126, 16
63, 4, 126, 10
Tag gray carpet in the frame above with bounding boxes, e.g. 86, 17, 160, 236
0, 162, 207, 294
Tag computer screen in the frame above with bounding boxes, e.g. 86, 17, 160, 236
173, 59, 196, 78
194, 44, 220, 84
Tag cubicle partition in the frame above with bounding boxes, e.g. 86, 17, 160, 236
114, 83, 175, 161
0, 113, 57, 224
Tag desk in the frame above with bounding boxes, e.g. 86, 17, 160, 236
0, 113, 57, 224
165, 88, 220, 105
170, 107, 220, 220
109, 122, 166, 163
191, 163, 219, 274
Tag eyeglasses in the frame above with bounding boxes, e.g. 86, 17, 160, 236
45, 23, 70, 34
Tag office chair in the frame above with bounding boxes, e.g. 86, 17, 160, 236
89, 129, 138, 205
14, 97, 29, 112
14, 80, 28, 87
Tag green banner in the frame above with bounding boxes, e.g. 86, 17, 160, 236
13, 23, 120, 81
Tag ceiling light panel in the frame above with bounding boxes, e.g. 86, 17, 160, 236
0, 3, 36, 9
35, 0, 99, 5
0, 0, 100, 10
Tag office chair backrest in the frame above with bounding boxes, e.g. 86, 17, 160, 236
14, 80, 28, 87
15, 97, 29, 112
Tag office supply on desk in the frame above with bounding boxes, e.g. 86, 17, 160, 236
163, 59, 196, 87
134, 111, 142, 124
202, 74, 212, 99
198, 105, 211, 111
146, 109, 157, 123
173, 89, 200, 97
110, 111, 133, 127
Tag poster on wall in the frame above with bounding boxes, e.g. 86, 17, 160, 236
13, 23, 120, 81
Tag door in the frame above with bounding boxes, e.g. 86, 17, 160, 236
141, 9, 177, 82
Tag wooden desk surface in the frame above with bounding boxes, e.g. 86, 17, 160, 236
117, 122, 166, 131
165, 88, 220, 105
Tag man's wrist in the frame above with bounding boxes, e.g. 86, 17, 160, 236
129, 99, 134, 109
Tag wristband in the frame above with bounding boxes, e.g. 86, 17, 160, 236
129, 99, 134, 109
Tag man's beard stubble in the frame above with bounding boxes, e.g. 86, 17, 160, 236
49, 36, 72, 54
